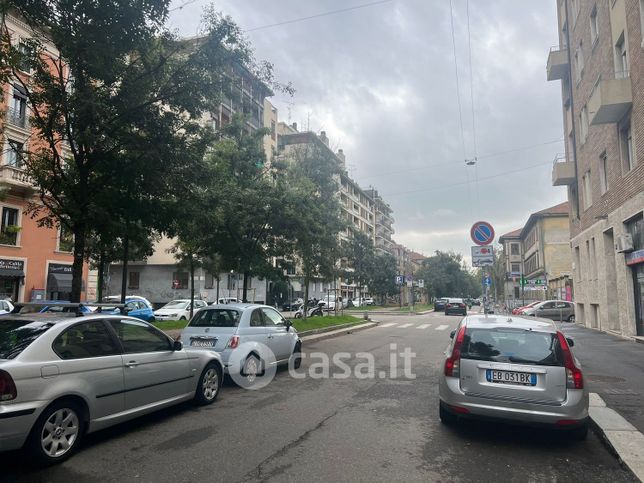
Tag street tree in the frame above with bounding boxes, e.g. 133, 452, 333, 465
368, 252, 397, 304
344, 231, 377, 302
416, 251, 481, 300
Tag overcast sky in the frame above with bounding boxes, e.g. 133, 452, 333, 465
169, 0, 567, 265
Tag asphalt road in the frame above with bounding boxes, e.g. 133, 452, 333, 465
1, 313, 635, 482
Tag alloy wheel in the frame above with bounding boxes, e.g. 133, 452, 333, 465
41, 408, 80, 458
202, 367, 219, 400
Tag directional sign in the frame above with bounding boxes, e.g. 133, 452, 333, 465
395, 275, 404, 285
470, 221, 495, 246
471, 245, 495, 267
483, 276, 492, 287
417, 279, 424, 288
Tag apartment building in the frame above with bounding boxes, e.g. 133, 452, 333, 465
0, 13, 89, 302
498, 202, 573, 304
364, 188, 395, 256
548, 0, 644, 336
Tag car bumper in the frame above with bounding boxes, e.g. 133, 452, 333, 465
154, 314, 180, 321
439, 376, 588, 426
445, 309, 467, 315
0, 403, 45, 452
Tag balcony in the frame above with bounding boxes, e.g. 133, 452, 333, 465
588, 76, 632, 125
0, 165, 35, 193
6, 107, 30, 130
546, 46, 569, 81
552, 154, 575, 186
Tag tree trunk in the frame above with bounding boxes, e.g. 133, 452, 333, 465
303, 274, 310, 320
97, 250, 105, 302
242, 271, 249, 302
120, 235, 129, 304
70, 224, 86, 303
189, 254, 195, 319
216, 276, 220, 302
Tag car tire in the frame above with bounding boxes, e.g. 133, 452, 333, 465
194, 362, 222, 405
439, 404, 457, 426
239, 354, 262, 386
567, 315, 575, 323
569, 423, 588, 441
27, 399, 85, 466
180, 316, 187, 321
290, 343, 302, 370
294, 312, 302, 319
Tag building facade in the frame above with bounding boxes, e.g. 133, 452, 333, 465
0, 13, 89, 303
364, 188, 395, 256
498, 228, 524, 302
548, 0, 644, 336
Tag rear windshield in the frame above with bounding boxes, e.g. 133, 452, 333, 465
0, 319, 53, 359
189, 309, 240, 328
461, 328, 564, 367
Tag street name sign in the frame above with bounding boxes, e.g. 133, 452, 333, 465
470, 221, 495, 246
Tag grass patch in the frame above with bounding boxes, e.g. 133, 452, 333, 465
291, 314, 362, 332
346, 305, 395, 311
153, 319, 188, 331
396, 303, 434, 313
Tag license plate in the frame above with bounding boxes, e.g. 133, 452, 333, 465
486, 369, 536, 386
190, 338, 215, 348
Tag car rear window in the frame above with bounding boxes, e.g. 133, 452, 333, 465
461, 328, 564, 367
0, 319, 54, 359
189, 309, 240, 328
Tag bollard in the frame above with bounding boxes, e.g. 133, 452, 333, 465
363, 311, 369, 321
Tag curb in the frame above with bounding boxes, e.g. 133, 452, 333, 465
301, 321, 379, 343
590, 392, 644, 481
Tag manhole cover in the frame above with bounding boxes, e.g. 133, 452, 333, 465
587, 374, 626, 383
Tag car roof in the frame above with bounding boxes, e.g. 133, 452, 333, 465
463, 314, 557, 333
0, 313, 133, 326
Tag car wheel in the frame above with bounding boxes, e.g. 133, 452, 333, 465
294, 312, 302, 319
180, 316, 187, 321
27, 399, 84, 466
567, 315, 575, 323
439, 404, 457, 426
290, 343, 302, 370
241, 354, 261, 385
569, 423, 588, 441
194, 362, 222, 405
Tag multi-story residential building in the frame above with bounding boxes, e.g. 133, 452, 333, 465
0, 12, 89, 302
547, 0, 644, 336
499, 202, 573, 305
364, 188, 395, 256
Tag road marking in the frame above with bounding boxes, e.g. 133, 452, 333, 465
417, 324, 431, 329
379, 323, 397, 328
398, 323, 413, 328
435, 325, 449, 331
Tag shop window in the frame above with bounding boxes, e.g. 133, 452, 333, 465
204, 272, 214, 289
0, 207, 20, 246
128, 271, 140, 290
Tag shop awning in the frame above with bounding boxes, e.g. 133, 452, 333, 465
0, 268, 25, 278
47, 273, 73, 292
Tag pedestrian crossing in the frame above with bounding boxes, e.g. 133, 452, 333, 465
376, 322, 454, 331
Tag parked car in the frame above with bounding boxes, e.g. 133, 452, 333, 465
0, 300, 13, 314
12, 301, 92, 315
445, 298, 467, 316
0, 313, 223, 464
434, 298, 448, 311
103, 296, 155, 322
218, 297, 240, 304
154, 299, 208, 321
522, 300, 575, 322
471, 299, 481, 306
179, 303, 301, 386
322, 296, 345, 311
512, 301, 539, 315
352, 297, 374, 307
438, 314, 588, 440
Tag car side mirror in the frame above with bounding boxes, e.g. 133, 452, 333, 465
173, 340, 183, 351
285, 320, 293, 331
450, 330, 456, 339
566, 337, 574, 347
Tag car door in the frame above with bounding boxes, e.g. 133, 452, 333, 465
52, 320, 125, 420
108, 319, 191, 410
261, 307, 293, 361
553, 301, 571, 321
535, 302, 555, 319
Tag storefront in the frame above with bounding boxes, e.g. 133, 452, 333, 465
0, 258, 25, 302
47, 263, 73, 301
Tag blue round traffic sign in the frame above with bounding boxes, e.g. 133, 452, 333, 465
470, 221, 495, 246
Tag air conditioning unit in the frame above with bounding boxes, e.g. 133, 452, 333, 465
616, 233, 634, 253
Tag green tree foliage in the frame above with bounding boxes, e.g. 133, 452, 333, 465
416, 251, 481, 300
344, 231, 377, 300
369, 252, 397, 303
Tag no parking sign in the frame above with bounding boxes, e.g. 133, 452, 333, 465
470, 221, 495, 246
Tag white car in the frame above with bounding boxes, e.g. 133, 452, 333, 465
218, 297, 239, 304
154, 299, 208, 321
0, 300, 14, 314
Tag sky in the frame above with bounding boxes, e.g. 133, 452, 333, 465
169, 0, 567, 265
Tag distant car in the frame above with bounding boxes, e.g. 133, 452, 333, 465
353, 297, 374, 307
471, 299, 481, 306
154, 299, 208, 321
0, 300, 13, 314
218, 297, 240, 304
512, 301, 539, 315
102, 296, 155, 322
0, 313, 223, 464
445, 298, 467, 316
439, 314, 588, 440
322, 296, 344, 311
179, 303, 301, 386
11, 301, 91, 315
434, 298, 448, 311
523, 300, 575, 322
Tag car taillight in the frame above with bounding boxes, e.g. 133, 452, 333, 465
226, 335, 240, 349
446, 304, 452, 308
459, 303, 465, 308
0, 370, 17, 401
444, 326, 466, 377
557, 331, 583, 389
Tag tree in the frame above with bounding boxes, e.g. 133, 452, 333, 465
3, 2, 253, 301
416, 251, 481, 300
344, 231, 377, 302
369, 252, 397, 304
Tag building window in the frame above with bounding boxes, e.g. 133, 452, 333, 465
5, 140, 24, 167
626, 214, 644, 251
524, 253, 539, 275
581, 170, 592, 210
514, 286, 520, 298
574, 246, 582, 281
0, 207, 19, 246
172, 271, 189, 289
58, 225, 74, 252
128, 271, 140, 290
511, 263, 521, 274
585, 240, 591, 281
574, 42, 584, 84
510, 243, 520, 256
270, 120, 276, 141
579, 106, 589, 143
590, 237, 597, 279
599, 151, 609, 194
615, 33, 629, 78
590, 5, 599, 46
9, 85, 28, 128
204, 272, 214, 289
227, 273, 236, 291
17, 42, 34, 73
619, 116, 634, 173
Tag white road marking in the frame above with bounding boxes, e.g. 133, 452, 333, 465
435, 325, 449, 331
417, 324, 431, 329
379, 323, 397, 328
398, 323, 413, 328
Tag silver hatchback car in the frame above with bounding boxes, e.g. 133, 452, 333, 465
180, 304, 301, 386
0, 313, 223, 464
438, 315, 588, 439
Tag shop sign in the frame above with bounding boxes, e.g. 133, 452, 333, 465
49, 263, 72, 274
625, 249, 644, 266
0, 259, 24, 271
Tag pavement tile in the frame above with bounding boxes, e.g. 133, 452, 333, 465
590, 406, 638, 431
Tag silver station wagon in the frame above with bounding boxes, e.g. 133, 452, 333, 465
0, 313, 223, 464
438, 314, 589, 440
